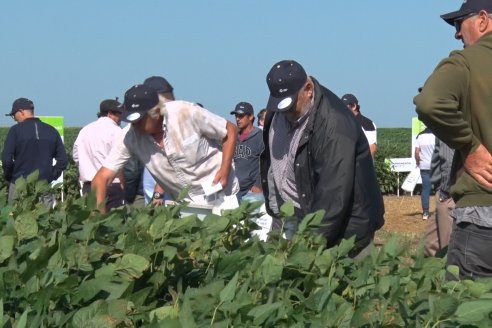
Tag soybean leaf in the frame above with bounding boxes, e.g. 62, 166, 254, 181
297, 210, 325, 234
247, 302, 282, 325
220, 272, 239, 303
259, 255, 283, 285
454, 300, 492, 324
115, 253, 150, 281
14, 212, 38, 241
280, 201, 294, 218
15, 308, 29, 328
149, 305, 179, 321
429, 294, 459, 321
0, 235, 14, 263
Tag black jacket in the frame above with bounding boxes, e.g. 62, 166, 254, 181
2, 117, 68, 183
260, 78, 384, 248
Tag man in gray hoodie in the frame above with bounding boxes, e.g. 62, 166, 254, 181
230, 102, 264, 202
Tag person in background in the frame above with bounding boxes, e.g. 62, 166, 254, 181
257, 109, 266, 129
142, 76, 175, 205
2, 97, 68, 207
260, 60, 384, 259
73, 98, 125, 210
415, 0, 492, 278
230, 101, 264, 202
123, 156, 145, 208
425, 137, 455, 256
341, 94, 377, 159
415, 127, 436, 220
92, 84, 238, 212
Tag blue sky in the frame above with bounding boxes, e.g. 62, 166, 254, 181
1, 1, 462, 128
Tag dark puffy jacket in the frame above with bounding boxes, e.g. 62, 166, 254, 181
260, 78, 384, 249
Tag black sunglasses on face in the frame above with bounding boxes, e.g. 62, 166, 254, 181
10, 110, 21, 119
454, 12, 478, 33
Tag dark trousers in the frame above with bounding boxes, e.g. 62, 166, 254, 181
82, 182, 125, 211
447, 222, 492, 279
9, 182, 56, 208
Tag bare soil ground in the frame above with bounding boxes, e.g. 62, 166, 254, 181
374, 195, 435, 248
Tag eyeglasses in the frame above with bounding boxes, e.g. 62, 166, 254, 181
454, 12, 478, 33
9, 110, 21, 119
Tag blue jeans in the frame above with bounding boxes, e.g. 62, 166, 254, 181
420, 169, 431, 214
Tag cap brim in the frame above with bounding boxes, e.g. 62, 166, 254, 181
266, 94, 297, 112
441, 9, 474, 25
230, 110, 250, 115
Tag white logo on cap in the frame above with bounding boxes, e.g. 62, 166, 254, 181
278, 97, 292, 110
127, 112, 142, 122
279, 88, 288, 93
131, 103, 140, 108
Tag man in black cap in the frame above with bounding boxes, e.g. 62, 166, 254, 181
73, 98, 125, 210
260, 60, 384, 258
341, 94, 378, 159
415, 0, 492, 278
91, 84, 239, 212
2, 97, 68, 206
140, 75, 176, 206
230, 101, 264, 202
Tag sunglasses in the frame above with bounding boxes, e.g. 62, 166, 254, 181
9, 110, 21, 119
454, 12, 478, 33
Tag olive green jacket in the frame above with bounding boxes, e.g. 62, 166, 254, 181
415, 31, 492, 207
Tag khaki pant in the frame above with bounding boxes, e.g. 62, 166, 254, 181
424, 190, 455, 257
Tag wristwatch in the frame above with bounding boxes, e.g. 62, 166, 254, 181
152, 191, 162, 200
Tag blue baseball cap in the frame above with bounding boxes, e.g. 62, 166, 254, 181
122, 84, 159, 123
441, 0, 492, 25
266, 60, 307, 112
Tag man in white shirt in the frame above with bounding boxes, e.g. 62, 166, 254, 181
415, 128, 436, 220
341, 94, 377, 159
73, 98, 125, 210
92, 84, 239, 212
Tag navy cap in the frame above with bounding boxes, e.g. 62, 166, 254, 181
441, 0, 492, 25
230, 102, 254, 115
122, 84, 159, 123
6, 98, 34, 116
341, 94, 359, 106
143, 76, 174, 94
266, 60, 307, 112
99, 98, 123, 114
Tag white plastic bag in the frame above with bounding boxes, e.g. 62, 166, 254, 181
402, 167, 421, 192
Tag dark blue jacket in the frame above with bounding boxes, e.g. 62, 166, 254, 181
2, 118, 68, 183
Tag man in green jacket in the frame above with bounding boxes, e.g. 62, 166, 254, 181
415, 0, 492, 279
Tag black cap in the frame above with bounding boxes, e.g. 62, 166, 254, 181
230, 102, 254, 115
341, 94, 359, 106
143, 76, 174, 94
6, 98, 34, 116
266, 60, 307, 112
99, 98, 123, 114
441, 0, 492, 25
122, 84, 159, 123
